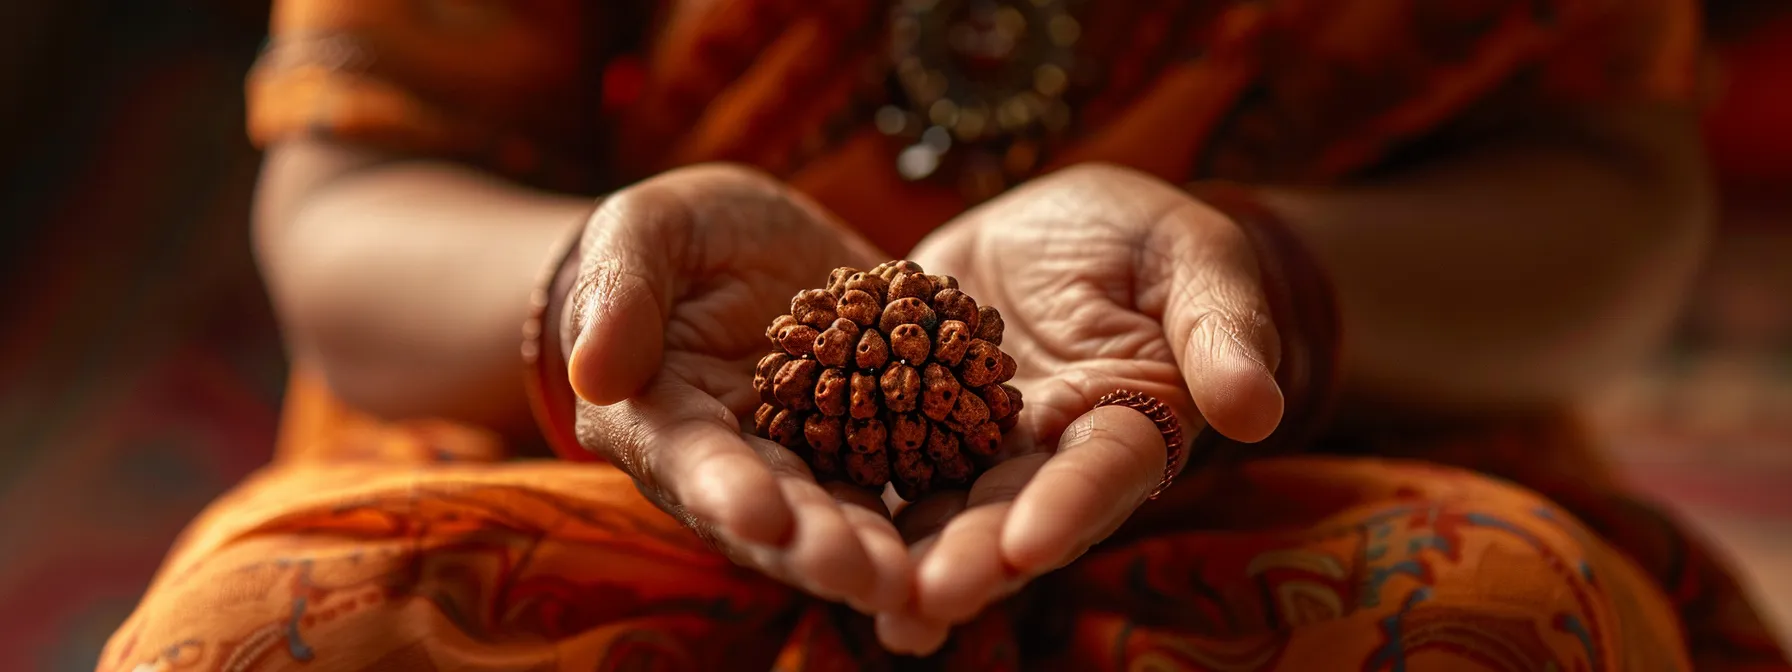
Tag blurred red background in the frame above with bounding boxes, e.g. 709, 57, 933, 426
0, 2, 1786, 669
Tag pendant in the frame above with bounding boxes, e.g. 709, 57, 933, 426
878, 0, 1082, 201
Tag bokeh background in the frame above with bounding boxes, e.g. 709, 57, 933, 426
0, 2, 1787, 669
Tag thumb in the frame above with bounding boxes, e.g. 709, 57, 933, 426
563, 195, 680, 406
1149, 199, 1285, 443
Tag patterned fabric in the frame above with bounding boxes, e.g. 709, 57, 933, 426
98, 373, 1702, 672
100, 0, 1789, 670
242, 0, 1699, 252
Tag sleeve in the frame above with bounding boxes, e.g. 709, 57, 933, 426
245, 0, 603, 185
1198, 0, 1704, 182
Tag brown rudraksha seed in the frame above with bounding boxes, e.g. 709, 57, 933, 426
751, 260, 1024, 500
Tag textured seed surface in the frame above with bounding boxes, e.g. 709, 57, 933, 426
827, 267, 854, 294
934, 320, 972, 366
754, 352, 791, 403
754, 404, 777, 435
879, 297, 937, 334
932, 289, 978, 329
855, 329, 889, 370
880, 364, 920, 413
804, 414, 844, 478
837, 290, 881, 327
845, 453, 888, 487
846, 418, 887, 453
889, 414, 928, 453
964, 422, 1001, 458
949, 390, 990, 430
845, 272, 889, 303
975, 306, 1004, 344
976, 384, 1012, 420
805, 414, 845, 452
767, 315, 798, 345
779, 324, 820, 357
750, 261, 1023, 499
873, 260, 922, 281
792, 289, 839, 328
996, 385, 1024, 431
815, 368, 850, 416
769, 409, 804, 448
921, 363, 960, 421
850, 372, 880, 419
814, 321, 858, 367
927, 424, 974, 484
889, 323, 931, 364
773, 359, 821, 410
844, 419, 889, 487
889, 272, 937, 302
891, 444, 934, 501
960, 340, 1003, 387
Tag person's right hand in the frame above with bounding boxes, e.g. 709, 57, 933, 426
559, 165, 910, 613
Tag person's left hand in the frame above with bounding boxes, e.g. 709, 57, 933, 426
874, 164, 1290, 654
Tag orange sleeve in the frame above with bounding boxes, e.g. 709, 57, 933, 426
1199, 0, 1704, 182
246, 0, 604, 184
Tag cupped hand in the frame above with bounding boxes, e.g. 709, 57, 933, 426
875, 164, 1289, 654
559, 164, 909, 613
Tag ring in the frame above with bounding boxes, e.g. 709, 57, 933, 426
1094, 390, 1186, 499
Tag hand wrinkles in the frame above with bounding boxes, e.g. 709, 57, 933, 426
1000, 227, 1173, 365
665, 276, 768, 357
662, 352, 753, 418
1130, 201, 1217, 322
574, 398, 659, 483
584, 263, 669, 336
1019, 360, 1185, 436
1060, 412, 1097, 448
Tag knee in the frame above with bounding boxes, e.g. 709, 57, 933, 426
1334, 472, 1689, 669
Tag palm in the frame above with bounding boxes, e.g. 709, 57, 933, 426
654, 205, 880, 422
874, 165, 1287, 654
913, 203, 1192, 455
563, 166, 909, 613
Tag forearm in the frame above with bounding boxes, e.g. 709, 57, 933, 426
1256, 105, 1713, 419
254, 140, 591, 431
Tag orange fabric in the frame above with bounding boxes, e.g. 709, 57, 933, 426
100, 373, 1706, 672
243, 0, 1701, 253
104, 1, 1792, 670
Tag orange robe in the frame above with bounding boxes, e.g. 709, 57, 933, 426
104, 1, 1787, 670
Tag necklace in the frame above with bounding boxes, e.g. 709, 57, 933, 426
874, 0, 1084, 201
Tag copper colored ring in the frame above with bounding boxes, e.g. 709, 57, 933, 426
1094, 390, 1186, 499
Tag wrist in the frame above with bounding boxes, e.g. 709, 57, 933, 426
524, 208, 597, 461
1184, 181, 1343, 457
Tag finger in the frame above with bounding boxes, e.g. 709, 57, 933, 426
835, 497, 913, 613
579, 378, 793, 547
772, 476, 880, 604
913, 502, 1011, 624
1148, 200, 1285, 442
824, 481, 909, 612
875, 610, 952, 657
738, 443, 891, 606
875, 533, 953, 655
564, 194, 682, 405
895, 490, 969, 544
999, 405, 1165, 575
910, 455, 1046, 623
